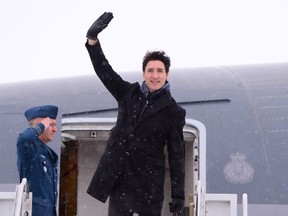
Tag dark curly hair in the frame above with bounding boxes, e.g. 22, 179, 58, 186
142, 50, 171, 73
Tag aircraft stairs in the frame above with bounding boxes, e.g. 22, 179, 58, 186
0, 179, 248, 216
186, 180, 248, 216
0, 178, 32, 216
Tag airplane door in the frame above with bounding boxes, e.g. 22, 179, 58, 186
60, 118, 205, 216
59, 139, 78, 216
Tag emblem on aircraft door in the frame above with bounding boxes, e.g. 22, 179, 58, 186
223, 152, 254, 184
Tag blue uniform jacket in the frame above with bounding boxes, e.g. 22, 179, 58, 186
17, 123, 58, 216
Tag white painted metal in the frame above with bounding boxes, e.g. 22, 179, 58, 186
242, 193, 248, 216
182, 119, 207, 186
0, 191, 15, 216
205, 193, 237, 216
12, 178, 32, 216
196, 180, 206, 216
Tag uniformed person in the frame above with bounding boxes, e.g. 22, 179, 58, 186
17, 105, 59, 216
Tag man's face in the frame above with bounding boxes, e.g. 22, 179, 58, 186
33, 118, 57, 143
143, 60, 168, 92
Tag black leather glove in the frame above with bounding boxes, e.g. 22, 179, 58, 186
86, 12, 114, 40
169, 197, 184, 216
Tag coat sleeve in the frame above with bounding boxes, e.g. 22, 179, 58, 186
85, 41, 131, 101
16, 123, 45, 178
167, 106, 186, 200
17, 123, 45, 145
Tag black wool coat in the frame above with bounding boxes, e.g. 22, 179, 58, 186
86, 42, 186, 211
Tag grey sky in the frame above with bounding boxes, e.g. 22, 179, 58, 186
1, 0, 288, 83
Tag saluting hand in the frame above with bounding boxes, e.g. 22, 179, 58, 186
86, 12, 114, 40
41, 117, 51, 130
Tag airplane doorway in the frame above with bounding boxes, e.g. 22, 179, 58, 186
60, 118, 204, 216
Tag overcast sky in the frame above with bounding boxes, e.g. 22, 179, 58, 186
1, 0, 288, 83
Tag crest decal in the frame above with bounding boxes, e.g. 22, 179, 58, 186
223, 152, 254, 184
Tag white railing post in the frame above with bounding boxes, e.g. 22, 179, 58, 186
242, 193, 248, 216
12, 178, 32, 216
196, 180, 206, 216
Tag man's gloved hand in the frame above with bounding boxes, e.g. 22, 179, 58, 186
86, 12, 114, 40
169, 197, 184, 216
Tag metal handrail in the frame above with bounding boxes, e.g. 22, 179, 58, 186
12, 178, 32, 216
242, 193, 248, 216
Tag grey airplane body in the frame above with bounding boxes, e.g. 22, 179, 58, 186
1, 62, 288, 215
